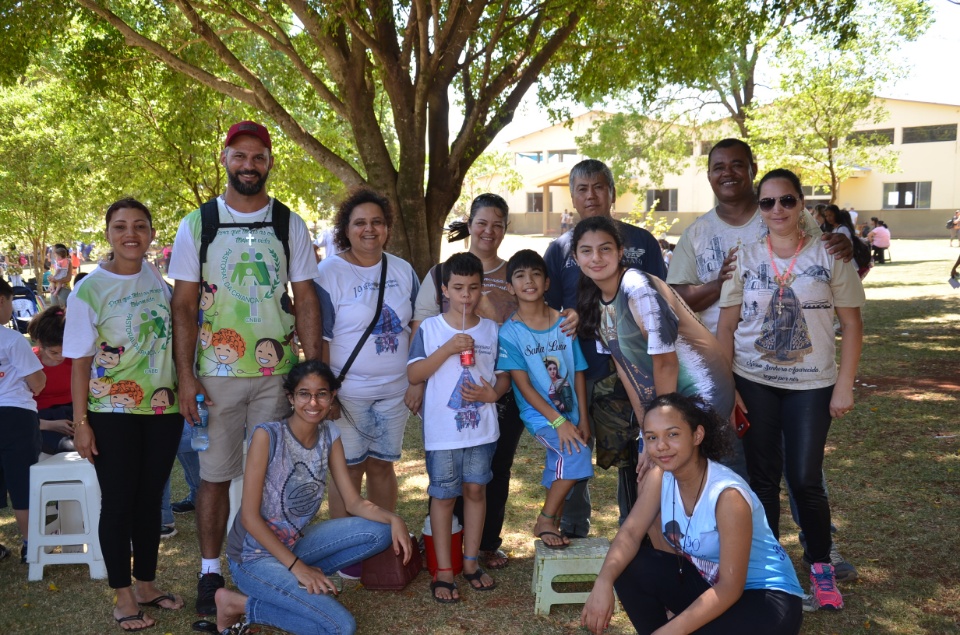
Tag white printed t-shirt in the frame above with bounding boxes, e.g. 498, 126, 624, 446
316, 253, 419, 400
63, 266, 180, 415
0, 327, 43, 410
719, 238, 865, 389
168, 198, 317, 378
407, 315, 501, 451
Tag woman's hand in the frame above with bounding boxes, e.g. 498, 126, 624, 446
829, 384, 855, 418
292, 561, 339, 596
73, 422, 98, 464
581, 581, 616, 634
559, 309, 579, 336
390, 516, 414, 565
40, 419, 74, 437
636, 449, 654, 487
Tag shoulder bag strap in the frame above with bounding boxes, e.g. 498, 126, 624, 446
337, 253, 389, 383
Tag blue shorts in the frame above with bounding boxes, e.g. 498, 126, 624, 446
534, 426, 594, 489
0, 406, 41, 509
425, 442, 496, 499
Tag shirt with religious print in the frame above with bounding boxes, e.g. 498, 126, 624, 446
719, 238, 865, 389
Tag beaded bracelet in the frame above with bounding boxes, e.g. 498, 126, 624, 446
550, 415, 566, 429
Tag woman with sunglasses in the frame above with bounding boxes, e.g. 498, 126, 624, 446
716, 169, 864, 611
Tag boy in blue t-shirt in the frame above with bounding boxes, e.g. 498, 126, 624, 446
497, 250, 591, 550
408, 253, 511, 603
0, 278, 46, 562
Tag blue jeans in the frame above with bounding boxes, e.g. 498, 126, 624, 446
229, 516, 392, 635
160, 422, 201, 526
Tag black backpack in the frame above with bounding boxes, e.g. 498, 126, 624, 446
198, 198, 291, 275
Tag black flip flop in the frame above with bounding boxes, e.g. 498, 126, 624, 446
536, 530, 570, 550
430, 579, 460, 604
462, 566, 497, 591
139, 594, 181, 610
115, 611, 153, 632
192, 620, 218, 633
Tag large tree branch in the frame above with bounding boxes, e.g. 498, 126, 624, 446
75, 0, 362, 185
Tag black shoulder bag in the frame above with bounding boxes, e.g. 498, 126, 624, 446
336, 254, 388, 383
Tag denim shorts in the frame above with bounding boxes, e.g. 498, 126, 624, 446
534, 425, 594, 489
425, 441, 496, 499
338, 393, 408, 465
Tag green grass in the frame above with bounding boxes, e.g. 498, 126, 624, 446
1, 239, 958, 634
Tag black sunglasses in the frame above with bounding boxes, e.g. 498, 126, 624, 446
758, 195, 799, 211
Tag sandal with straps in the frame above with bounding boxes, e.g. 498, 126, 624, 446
430, 567, 460, 604
461, 555, 496, 591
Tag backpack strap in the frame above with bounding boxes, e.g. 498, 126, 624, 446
270, 200, 291, 273
198, 199, 220, 277
199, 198, 292, 277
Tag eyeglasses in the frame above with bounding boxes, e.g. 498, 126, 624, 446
294, 390, 332, 403
758, 195, 799, 211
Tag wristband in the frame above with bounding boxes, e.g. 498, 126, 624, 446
550, 415, 566, 429
288, 556, 299, 571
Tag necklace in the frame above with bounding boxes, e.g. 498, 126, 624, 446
671, 460, 708, 580
221, 196, 273, 246
766, 234, 804, 316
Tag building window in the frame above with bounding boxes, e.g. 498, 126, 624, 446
882, 182, 931, 209
547, 149, 578, 163
515, 151, 543, 164
527, 192, 544, 212
901, 124, 957, 144
846, 128, 894, 145
646, 189, 678, 212
699, 140, 717, 156
801, 185, 831, 198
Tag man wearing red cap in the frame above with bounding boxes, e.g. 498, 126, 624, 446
169, 121, 322, 615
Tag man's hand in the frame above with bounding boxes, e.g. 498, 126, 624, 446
178, 375, 210, 425
822, 232, 853, 262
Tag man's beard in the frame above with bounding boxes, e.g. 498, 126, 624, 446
227, 168, 269, 196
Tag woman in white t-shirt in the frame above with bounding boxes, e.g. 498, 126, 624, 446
717, 169, 864, 612
64, 198, 184, 631
314, 187, 418, 533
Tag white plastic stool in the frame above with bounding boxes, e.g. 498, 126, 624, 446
26, 452, 107, 581
531, 536, 616, 616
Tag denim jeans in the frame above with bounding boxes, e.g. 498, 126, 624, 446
229, 516, 392, 635
160, 422, 202, 526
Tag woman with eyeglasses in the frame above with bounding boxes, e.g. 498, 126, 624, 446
716, 169, 864, 611
215, 360, 413, 635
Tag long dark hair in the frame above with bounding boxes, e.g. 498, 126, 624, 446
572, 216, 624, 340
643, 393, 733, 463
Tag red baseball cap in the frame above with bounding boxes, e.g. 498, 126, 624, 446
224, 121, 272, 151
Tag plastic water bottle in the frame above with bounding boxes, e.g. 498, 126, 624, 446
191, 394, 210, 451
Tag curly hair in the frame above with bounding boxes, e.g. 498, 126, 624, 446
212, 328, 246, 358
109, 380, 145, 406
642, 393, 733, 463
333, 186, 394, 252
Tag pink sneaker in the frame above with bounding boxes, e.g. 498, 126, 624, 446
810, 563, 843, 610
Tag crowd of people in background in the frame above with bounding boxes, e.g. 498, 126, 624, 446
0, 123, 900, 635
